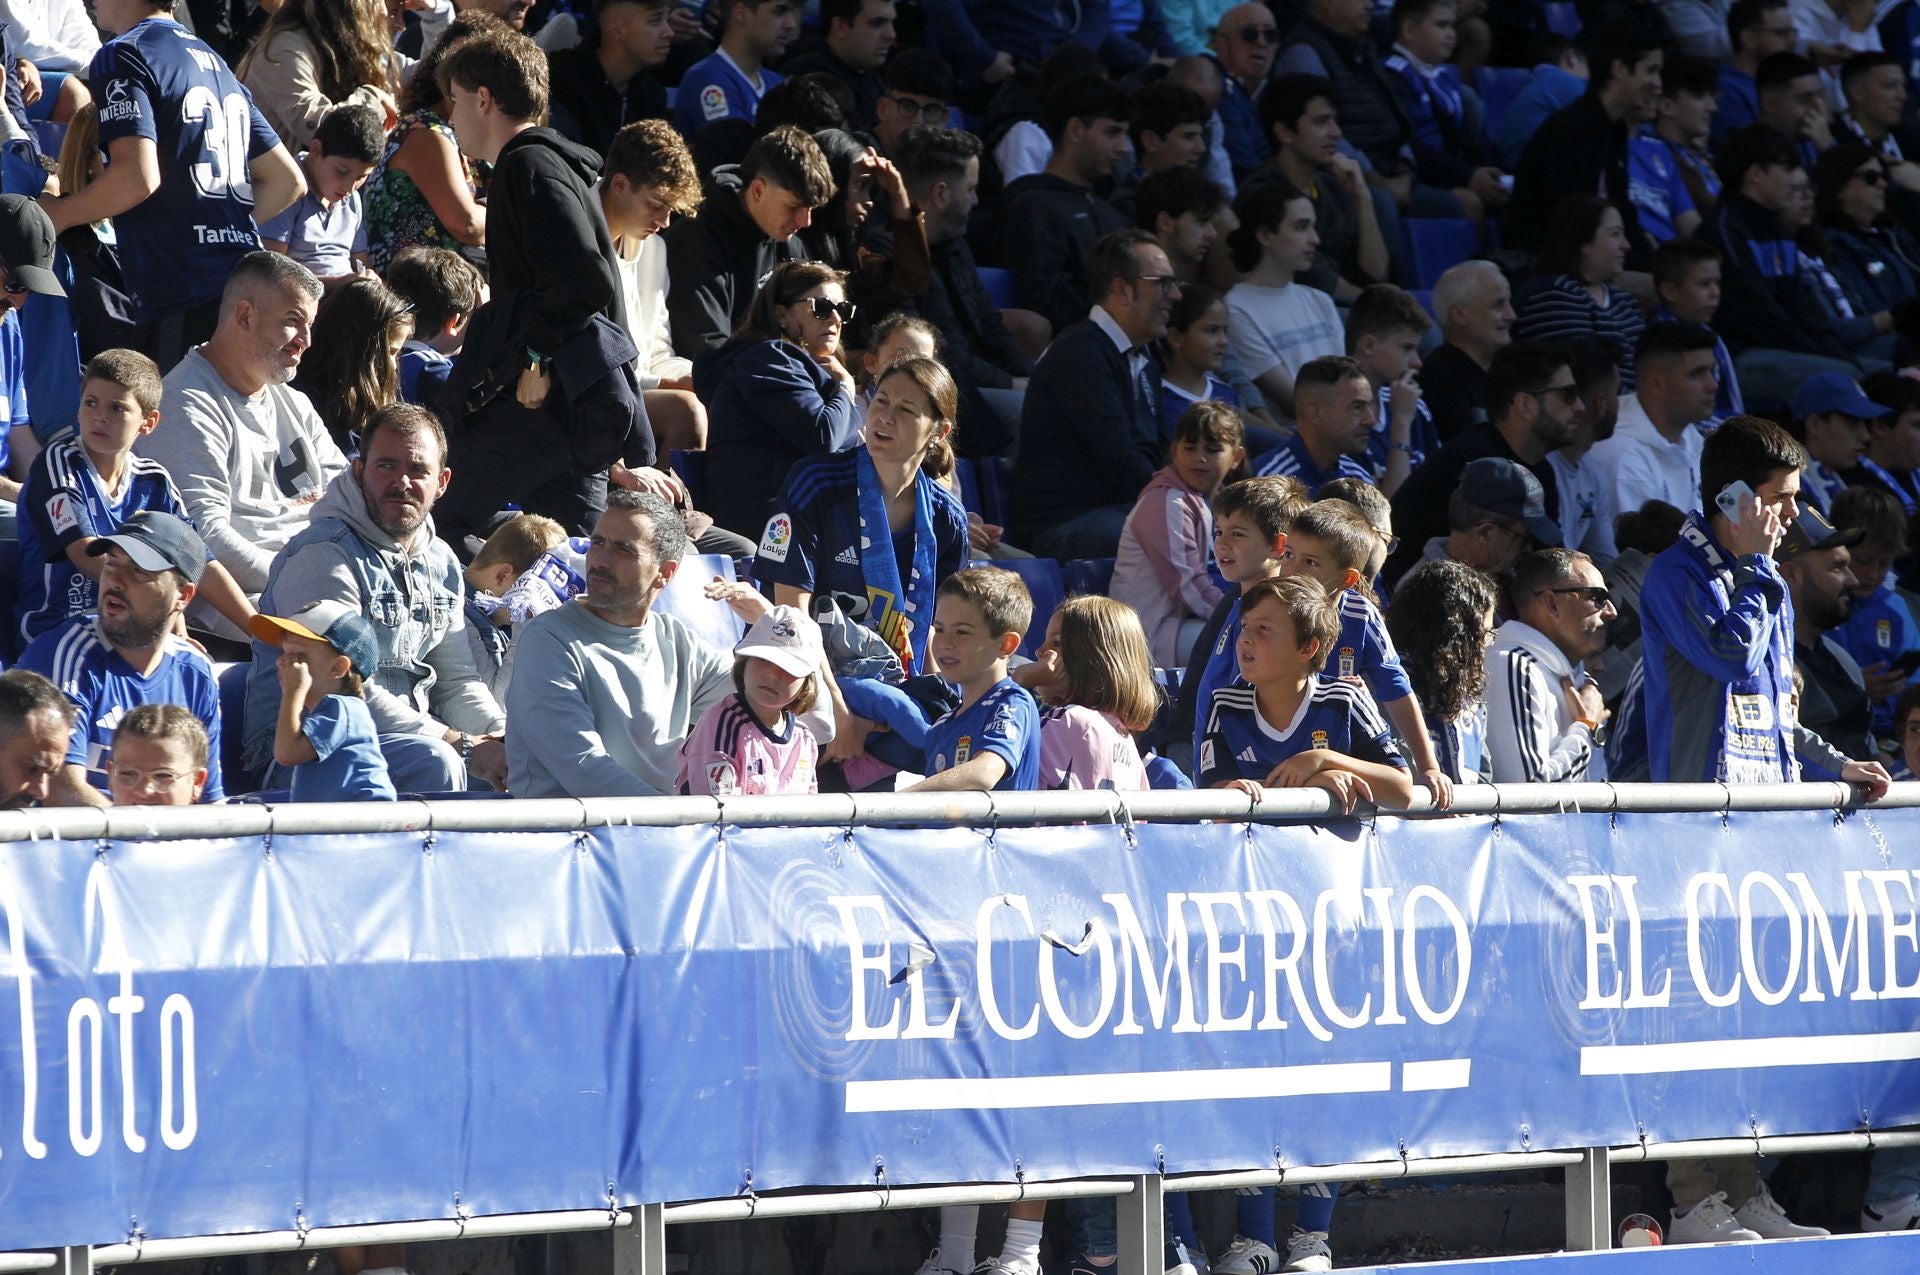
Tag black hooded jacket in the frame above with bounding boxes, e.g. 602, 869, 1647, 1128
665, 165, 809, 354
485, 127, 626, 357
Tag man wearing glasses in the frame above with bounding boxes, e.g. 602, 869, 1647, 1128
1385, 343, 1578, 585
1486, 547, 1616, 782
1206, 2, 1282, 180
871, 50, 954, 159
1715, 0, 1801, 141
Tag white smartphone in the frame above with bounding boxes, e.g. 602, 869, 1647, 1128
1715, 480, 1754, 524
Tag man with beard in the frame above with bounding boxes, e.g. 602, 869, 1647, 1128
0, 671, 73, 810
506, 489, 733, 798
138, 253, 346, 642
243, 404, 505, 794
1385, 343, 1581, 586
1486, 547, 1618, 782
1780, 505, 1878, 760
19, 511, 224, 807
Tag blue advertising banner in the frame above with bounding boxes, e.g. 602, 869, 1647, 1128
0, 808, 1914, 1249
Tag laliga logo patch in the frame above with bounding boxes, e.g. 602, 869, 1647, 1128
700, 84, 729, 121
759, 513, 793, 564
46, 495, 76, 536
706, 759, 738, 795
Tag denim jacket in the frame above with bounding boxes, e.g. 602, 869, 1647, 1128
242, 473, 505, 769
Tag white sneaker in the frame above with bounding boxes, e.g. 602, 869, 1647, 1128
971, 1260, 1037, 1275
1213, 1236, 1281, 1275
1669, 1192, 1762, 1244
1282, 1228, 1332, 1272
1863, 1193, 1920, 1231
911, 1250, 966, 1275
1733, 1184, 1829, 1238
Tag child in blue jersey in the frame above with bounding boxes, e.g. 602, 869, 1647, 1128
1891, 684, 1920, 780
15, 349, 256, 645
1828, 486, 1920, 737
1279, 499, 1454, 805
908, 566, 1040, 792
1347, 285, 1439, 492
384, 246, 481, 408
1160, 283, 1247, 436
674, 0, 798, 136
258, 104, 382, 293
251, 600, 396, 803
902, 567, 1046, 1275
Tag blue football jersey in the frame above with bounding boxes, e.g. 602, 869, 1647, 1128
925, 678, 1041, 791
90, 17, 281, 320
1198, 675, 1405, 787
673, 49, 781, 135
21, 615, 225, 801
1331, 589, 1415, 706
16, 439, 192, 644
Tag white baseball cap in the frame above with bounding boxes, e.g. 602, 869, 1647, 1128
734, 605, 823, 678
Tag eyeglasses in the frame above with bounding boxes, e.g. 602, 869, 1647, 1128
1133, 273, 1181, 292
1856, 168, 1890, 186
1525, 383, 1582, 405
887, 94, 949, 123
1378, 530, 1402, 555
803, 296, 857, 322
1549, 585, 1613, 607
0, 263, 24, 297
1234, 24, 1280, 43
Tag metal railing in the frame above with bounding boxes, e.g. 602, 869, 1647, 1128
4, 782, 1915, 1274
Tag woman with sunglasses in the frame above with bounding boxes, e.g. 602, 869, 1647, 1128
1815, 143, 1920, 348
1781, 157, 1899, 373
693, 260, 863, 539
1513, 194, 1648, 391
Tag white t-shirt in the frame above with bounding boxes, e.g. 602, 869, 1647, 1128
1225, 280, 1343, 390
609, 208, 694, 389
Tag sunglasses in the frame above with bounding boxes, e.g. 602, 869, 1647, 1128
1857, 168, 1890, 186
0, 262, 25, 297
1235, 24, 1280, 43
803, 296, 857, 322
1525, 383, 1582, 405
1549, 585, 1613, 607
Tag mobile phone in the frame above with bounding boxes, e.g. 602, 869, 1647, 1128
1715, 480, 1755, 524
1892, 648, 1920, 676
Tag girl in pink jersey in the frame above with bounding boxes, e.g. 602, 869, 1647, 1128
680, 605, 826, 796
1030, 596, 1159, 791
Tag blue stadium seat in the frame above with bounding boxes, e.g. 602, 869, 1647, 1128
669, 449, 708, 511
1543, 2, 1579, 36
1473, 66, 1530, 135
974, 456, 1012, 527
665, 86, 678, 108
955, 459, 986, 520
1411, 289, 1436, 321
1061, 557, 1115, 597
1001, 558, 1065, 659
656, 553, 746, 651
1407, 219, 1479, 289
217, 662, 258, 796
947, 105, 966, 129
977, 266, 1018, 309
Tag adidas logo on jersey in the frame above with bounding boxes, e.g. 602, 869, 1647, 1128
835, 547, 860, 565
1237, 747, 1258, 763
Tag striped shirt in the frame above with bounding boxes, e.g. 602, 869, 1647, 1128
679, 692, 819, 796
1513, 274, 1648, 391
1224, 281, 1343, 392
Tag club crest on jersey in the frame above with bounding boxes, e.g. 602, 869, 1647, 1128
1337, 647, 1356, 678
1311, 729, 1329, 750
955, 735, 972, 763
700, 84, 729, 121
1878, 618, 1893, 648
759, 513, 792, 563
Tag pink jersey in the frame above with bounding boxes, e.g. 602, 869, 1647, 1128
1038, 705, 1148, 791
680, 694, 820, 795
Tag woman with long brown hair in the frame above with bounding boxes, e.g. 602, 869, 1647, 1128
238, 0, 398, 146
294, 279, 415, 453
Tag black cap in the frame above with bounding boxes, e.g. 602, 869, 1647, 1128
0, 195, 62, 297
1458, 457, 1563, 547
86, 511, 206, 583
1777, 504, 1865, 563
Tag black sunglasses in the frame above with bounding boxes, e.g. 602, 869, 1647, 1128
0, 261, 25, 297
1549, 585, 1613, 607
1525, 383, 1582, 405
1235, 24, 1280, 43
804, 296, 857, 322
1857, 168, 1890, 186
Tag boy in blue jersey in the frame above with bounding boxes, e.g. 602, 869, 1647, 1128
1652, 239, 1742, 428
1827, 486, 1920, 738
1346, 286, 1437, 493
907, 566, 1040, 792
19, 510, 225, 807
674, 0, 799, 137
1383, 0, 1507, 224
1201, 574, 1414, 810
43, 0, 303, 369
385, 246, 481, 408
16, 349, 255, 645
258, 104, 382, 293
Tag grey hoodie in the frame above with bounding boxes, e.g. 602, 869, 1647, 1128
241, 473, 505, 770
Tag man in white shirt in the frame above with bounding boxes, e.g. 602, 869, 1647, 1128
1590, 322, 1720, 523
601, 118, 707, 453
137, 252, 347, 641
0, 0, 98, 72
1485, 547, 1617, 782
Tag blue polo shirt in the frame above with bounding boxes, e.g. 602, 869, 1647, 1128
925, 677, 1041, 790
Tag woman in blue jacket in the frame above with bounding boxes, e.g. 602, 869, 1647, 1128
1815, 144, 1920, 350
692, 261, 862, 539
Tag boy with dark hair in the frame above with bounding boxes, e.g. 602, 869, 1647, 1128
1756, 50, 1828, 161
1630, 55, 1719, 243
1247, 73, 1390, 301
1828, 484, 1920, 739
1717, 0, 1801, 140
386, 246, 483, 407
436, 25, 648, 543
42, 0, 304, 370
780, 0, 895, 129
1652, 238, 1742, 426
871, 49, 954, 158
1000, 73, 1133, 333
259, 103, 384, 292
1384, 0, 1507, 223
1346, 284, 1436, 490
1112, 80, 1212, 214
666, 124, 835, 353
546, 0, 673, 156
674, 0, 799, 136
906, 566, 1040, 787
1132, 166, 1224, 283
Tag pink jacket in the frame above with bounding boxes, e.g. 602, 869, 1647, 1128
1111, 467, 1224, 667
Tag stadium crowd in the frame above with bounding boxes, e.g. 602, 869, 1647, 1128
0, 0, 1910, 1267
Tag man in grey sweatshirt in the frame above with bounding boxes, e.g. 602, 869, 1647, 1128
242, 404, 505, 792
506, 488, 731, 798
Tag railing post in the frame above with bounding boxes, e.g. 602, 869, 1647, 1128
53, 1249, 89, 1275
1116, 1175, 1164, 1275
611, 1204, 666, 1275
1565, 1147, 1611, 1251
